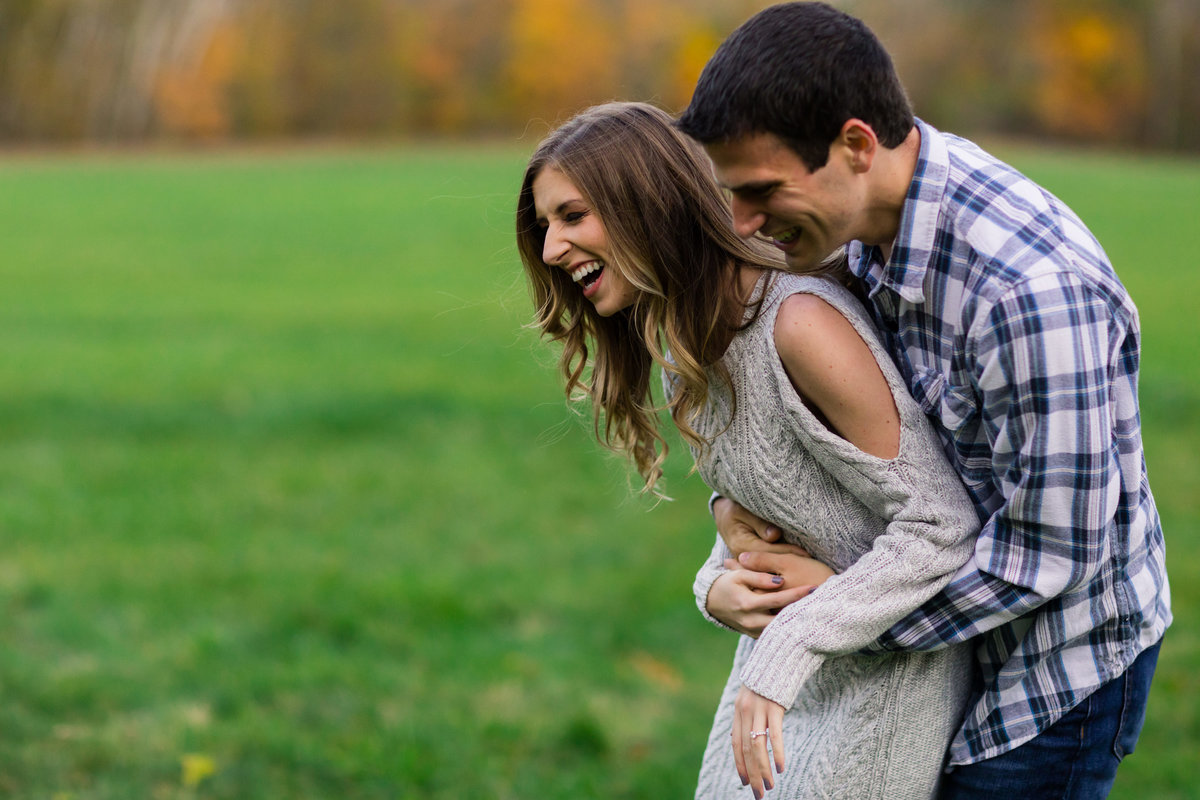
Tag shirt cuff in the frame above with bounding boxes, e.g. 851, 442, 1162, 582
708, 491, 723, 518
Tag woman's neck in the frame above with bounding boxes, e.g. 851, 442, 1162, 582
736, 265, 766, 303
701, 264, 768, 363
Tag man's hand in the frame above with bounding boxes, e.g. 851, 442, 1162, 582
713, 497, 807, 559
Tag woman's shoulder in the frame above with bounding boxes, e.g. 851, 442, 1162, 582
733, 270, 880, 370
772, 288, 874, 389
767, 271, 862, 313
757, 271, 872, 341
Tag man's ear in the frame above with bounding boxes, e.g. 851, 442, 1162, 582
839, 119, 878, 173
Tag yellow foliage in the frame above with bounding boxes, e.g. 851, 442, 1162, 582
153, 23, 243, 140
669, 25, 721, 110
3, 0, 1184, 148
628, 651, 683, 692
1031, 8, 1144, 139
180, 753, 218, 788
1067, 15, 1118, 66
506, 0, 619, 123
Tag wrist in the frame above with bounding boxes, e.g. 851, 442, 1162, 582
711, 495, 731, 522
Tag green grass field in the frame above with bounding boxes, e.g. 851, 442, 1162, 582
0, 140, 1196, 798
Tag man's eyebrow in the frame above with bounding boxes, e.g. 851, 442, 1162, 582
723, 179, 781, 195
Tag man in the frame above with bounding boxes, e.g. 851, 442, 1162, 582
676, 3, 1170, 797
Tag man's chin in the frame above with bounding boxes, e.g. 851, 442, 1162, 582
784, 245, 843, 275
782, 252, 821, 274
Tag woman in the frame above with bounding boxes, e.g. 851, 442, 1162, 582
516, 102, 978, 799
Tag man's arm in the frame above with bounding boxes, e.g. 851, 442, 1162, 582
872, 272, 1129, 651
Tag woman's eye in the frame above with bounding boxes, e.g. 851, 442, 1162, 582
564, 210, 587, 223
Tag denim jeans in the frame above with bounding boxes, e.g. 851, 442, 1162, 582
940, 640, 1161, 800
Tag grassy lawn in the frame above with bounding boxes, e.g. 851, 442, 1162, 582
0, 140, 1195, 798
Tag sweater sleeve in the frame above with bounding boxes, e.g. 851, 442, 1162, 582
694, 532, 738, 632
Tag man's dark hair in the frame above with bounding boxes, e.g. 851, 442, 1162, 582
677, 2, 913, 171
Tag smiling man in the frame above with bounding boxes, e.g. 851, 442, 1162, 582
677, 3, 1171, 798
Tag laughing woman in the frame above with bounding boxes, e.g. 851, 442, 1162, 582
515, 101, 978, 799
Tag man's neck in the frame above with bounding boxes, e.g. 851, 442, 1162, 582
859, 125, 921, 261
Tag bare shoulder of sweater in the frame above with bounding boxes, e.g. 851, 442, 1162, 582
772, 292, 899, 461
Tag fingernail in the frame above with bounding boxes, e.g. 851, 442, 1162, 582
771, 575, 783, 585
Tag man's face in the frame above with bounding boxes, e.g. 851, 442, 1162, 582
704, 132, 860, 273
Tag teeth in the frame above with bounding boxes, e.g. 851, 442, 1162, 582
571, 261, 604, 283
774, 227, 801, 244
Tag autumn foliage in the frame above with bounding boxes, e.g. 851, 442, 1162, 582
0, 0, 1196, 150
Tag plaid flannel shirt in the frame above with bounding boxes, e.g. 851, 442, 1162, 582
848, 119, 1171, 765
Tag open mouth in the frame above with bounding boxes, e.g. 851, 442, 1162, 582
571, 261, 604, 289
773, 227, 801, 245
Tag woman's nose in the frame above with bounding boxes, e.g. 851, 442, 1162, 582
543, 225, 569, 266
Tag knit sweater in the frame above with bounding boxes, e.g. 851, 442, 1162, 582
683, 272, 979, 799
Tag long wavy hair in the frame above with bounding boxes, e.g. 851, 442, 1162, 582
515, 102, 784, 496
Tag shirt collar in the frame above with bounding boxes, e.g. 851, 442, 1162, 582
848, 118, 949, 305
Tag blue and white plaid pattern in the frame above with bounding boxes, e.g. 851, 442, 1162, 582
848, 120, 1171, 765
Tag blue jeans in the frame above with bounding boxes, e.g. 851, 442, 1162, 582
940, 640, 1161, 800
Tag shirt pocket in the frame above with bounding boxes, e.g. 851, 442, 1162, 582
909, 365, 977, 434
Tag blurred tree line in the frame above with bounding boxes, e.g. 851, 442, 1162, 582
0, 0, 1197, 151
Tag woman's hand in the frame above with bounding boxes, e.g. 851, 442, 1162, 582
738, 550, 836, 592
706, 552, 833, 637
733, 686, 786, 798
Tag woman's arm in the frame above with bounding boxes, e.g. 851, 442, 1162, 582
732, 290, 978, 795
693, 532, 737, 631
694, 531, 822, 637
708, 552, 830, 637
738, 292, 978, 707
773, 292, 900, 460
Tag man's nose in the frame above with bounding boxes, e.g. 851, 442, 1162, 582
730, 195, 765, 239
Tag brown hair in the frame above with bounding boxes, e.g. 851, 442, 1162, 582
515, 102, 783, 495
678, 2, 913, 171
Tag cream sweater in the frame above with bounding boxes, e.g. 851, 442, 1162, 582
683, 272, 979, 799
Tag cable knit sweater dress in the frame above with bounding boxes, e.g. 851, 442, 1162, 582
684, 272, 979, 800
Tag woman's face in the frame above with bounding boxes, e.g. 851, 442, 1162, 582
532, 166, 638, 317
